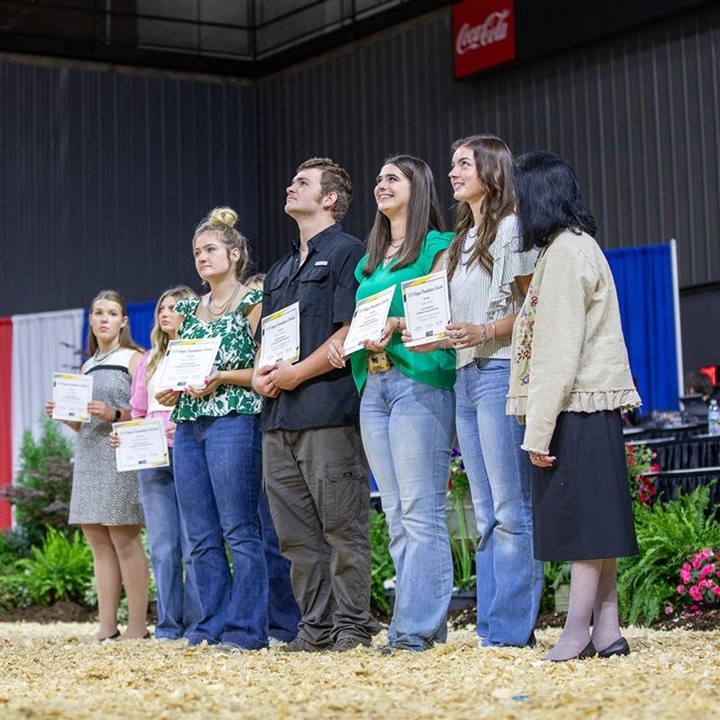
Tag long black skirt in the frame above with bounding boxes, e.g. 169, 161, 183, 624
531, 410, 639, 562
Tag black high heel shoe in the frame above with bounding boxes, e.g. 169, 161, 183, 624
597, 637, 631, 658
98, 630, 121, 642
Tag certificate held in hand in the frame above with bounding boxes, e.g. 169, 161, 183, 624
52, 373, 93, 422
157, 337, 221, 391
401, 270, 451, 348
113, 418, 170, 472
343, 286, 395, 356
259, 302, 300, 366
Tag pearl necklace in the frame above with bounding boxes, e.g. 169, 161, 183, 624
94, 344, 121, 364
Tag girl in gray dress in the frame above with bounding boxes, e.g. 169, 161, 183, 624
46, 290, 149, 641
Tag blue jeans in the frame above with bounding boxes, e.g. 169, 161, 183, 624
455, 359, 544, 647
138, 450, 200, 639
173, 413, 268, 649
360, 368, 455, 650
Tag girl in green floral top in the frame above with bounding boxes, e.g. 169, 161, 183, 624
157, 206, 269, 651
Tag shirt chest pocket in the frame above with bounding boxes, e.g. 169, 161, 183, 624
298, 264, 331, 315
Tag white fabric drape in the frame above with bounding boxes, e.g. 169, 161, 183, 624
11, 308, 85, 478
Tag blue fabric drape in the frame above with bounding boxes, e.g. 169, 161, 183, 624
81, 300, 155, 357
605, 243, 678, 413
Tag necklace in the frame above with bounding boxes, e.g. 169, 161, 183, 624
206, 283, 242, 318
94, 344, 121, 364
462, 227, 479, 256
383, 251, 399, 267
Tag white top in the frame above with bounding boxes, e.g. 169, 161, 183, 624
449, 215, 537, 368
82, 346, 137, 373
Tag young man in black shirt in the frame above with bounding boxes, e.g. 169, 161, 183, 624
253, 157, 379, 652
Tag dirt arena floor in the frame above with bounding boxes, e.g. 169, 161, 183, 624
1, 622, 718, 719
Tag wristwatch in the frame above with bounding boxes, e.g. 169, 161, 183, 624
113, 409, 122, 422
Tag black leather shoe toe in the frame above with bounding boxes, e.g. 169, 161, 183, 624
597, 637, 630, 658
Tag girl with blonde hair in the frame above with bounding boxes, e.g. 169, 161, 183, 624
157, 207, 268, 651
114, 285, 201, 640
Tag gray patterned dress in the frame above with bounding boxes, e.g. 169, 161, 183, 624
68, 347, 145, 525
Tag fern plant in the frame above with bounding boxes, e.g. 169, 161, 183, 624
15, 527, 94, 606
618, 484, 720, 625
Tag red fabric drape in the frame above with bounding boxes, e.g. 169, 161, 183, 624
0, 317, 12, 529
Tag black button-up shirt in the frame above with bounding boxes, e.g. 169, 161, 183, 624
259, 223, 365, 432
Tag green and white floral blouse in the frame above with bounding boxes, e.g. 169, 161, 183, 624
172, 291, 263, 422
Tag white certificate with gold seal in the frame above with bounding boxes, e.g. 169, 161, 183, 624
343, 286, 395, 355
113, 418, 170, 472
401, 270, 451, 348
259, 302, 300, 366
52, 373, 93, 422
157, 337, 221, 391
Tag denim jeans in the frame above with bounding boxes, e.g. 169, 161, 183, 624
455, 359, 544, 647
173, 413, 268, 649
138, 449, 200, 639
360, 368, 455, 651
258, 488, 301, 642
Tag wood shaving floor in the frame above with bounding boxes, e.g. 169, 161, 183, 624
1, 622, 718, 719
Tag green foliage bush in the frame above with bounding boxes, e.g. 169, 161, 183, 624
0, 418, 74, 546
618, 484, 720, 625
15, 527, 94, 606
369, 509, 394, 614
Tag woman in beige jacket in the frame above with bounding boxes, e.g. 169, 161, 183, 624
508, 151, 641, 662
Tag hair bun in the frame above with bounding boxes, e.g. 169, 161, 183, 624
209, 206, 238, 228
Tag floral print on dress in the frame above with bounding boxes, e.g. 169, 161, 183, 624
172, 291, 263, 422
514, 287, 538, 385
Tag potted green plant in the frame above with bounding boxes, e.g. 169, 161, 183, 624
447, 451, 477, 607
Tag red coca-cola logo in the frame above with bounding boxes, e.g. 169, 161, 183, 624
453, 0, 515, 79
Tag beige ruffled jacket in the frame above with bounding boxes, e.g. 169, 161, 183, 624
506, 230, 641, 454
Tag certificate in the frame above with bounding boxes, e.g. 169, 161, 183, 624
259, 302, 300, 366
401, 270, 451, 348
343, 286, 395, 355
113, 418, 170, 472
157, 337, 221, 391
52, 373, 93, 422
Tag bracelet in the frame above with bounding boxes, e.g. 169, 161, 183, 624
479, 324, 487, 344
490, 321, 496, 341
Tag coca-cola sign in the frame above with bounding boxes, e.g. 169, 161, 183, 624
453, 0, 516, 79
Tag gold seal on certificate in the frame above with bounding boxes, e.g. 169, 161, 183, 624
259, 302, 300, 366
401, 270, 452, 348
52, 373, 93, 422
343, 286, 395, 356
157, 337, 221, 391
112, 418, 170, 472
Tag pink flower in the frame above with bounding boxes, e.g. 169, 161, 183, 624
677, 585, 685, 595
680, 569, 692, 583
698, 579, 709, 590
689, 586, 703, 601
692, 558, 701, 569
664, 606, 674, 615
700, 564, 715, 578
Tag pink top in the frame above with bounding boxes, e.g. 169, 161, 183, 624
130, 351, 176, 447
